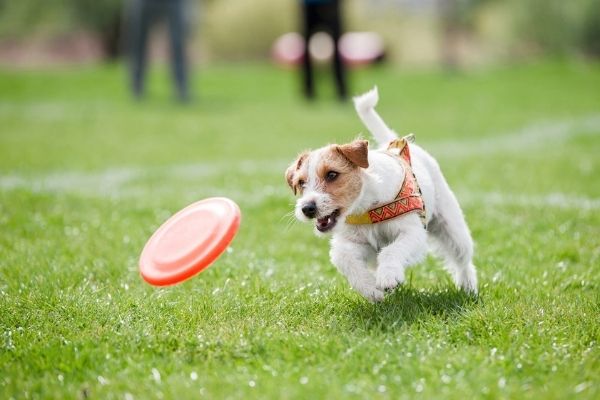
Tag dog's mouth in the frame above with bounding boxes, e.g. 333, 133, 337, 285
316, 209, 340, 233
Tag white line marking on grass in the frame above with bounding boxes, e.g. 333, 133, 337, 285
4, 165, 598, 212
1, 115, 599, 210
427, 114, 600, 157
0, 160, 287, 197
459, 191, 600, 211
0, 168, 139, 194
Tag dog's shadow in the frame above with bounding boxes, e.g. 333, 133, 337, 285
343, 285, 479, 332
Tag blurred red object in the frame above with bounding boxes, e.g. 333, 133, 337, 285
272, 31, 385, 67
339, 32, 385, 66
272, 32, 305, 66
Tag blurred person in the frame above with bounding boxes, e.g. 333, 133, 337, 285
301, 0, 348, 100
126, 0, 190, 102
439, 0, 461, 71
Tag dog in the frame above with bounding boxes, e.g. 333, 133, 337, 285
285, 87, 478, 301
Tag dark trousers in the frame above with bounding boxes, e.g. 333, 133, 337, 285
301, 0, 347, 100
128, 0, 189, 101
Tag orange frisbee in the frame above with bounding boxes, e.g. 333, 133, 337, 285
139, 197, 241, 286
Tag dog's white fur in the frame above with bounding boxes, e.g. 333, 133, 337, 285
289, 87, 478, 301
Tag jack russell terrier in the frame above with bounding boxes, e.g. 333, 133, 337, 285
285, 87, 478, 301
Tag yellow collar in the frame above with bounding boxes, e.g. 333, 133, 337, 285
345, 134, 426, 228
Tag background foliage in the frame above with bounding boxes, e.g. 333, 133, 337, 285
1, 0, 599, 64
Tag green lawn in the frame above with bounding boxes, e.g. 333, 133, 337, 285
1, 61, 599, 399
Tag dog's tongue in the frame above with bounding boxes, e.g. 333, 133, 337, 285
316, 211, 339, 232
317, 216, 330, 228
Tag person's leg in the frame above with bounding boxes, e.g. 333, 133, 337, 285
129, 0, 152, 99
328, 1, 347, 100
167, 0, 189, 102
301, 3, 316, 99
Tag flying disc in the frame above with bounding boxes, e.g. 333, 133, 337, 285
139, 197, 241, 286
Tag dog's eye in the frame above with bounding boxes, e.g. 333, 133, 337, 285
298, 179, 306, 188
325, 171, 339, 182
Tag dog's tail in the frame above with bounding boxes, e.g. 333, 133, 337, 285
353, 86, 398, 146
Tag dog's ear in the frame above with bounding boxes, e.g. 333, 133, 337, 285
285, 152, 308, 195
285, 165, 297, 195
336, 140, 369, 168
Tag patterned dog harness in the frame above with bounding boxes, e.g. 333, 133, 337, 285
345, 134, 427, 228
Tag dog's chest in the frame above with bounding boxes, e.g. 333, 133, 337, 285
351, 223, 398, 252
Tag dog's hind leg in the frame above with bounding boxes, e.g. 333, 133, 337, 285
427, 185, 478, 294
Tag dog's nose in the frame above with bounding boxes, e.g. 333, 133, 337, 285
302, 202, 317, 218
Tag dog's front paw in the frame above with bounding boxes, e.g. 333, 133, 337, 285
375, 266, 405, 291
355, 285, 385, 302
349, 276, 385, 302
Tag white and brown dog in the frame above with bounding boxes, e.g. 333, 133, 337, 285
285, 87, 478, 301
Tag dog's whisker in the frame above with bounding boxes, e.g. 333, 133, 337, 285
284, 221, 296, 232
279, 211, 294, 222
282, 213, 298, 232
281, 216, 297, 230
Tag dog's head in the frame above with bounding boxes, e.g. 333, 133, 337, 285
285, 139, 369, 234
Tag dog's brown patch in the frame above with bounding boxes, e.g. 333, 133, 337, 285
336, 140, 369, 168
285, 151, 309, 195
315, 142, 366, 213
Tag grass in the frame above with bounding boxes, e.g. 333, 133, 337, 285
1, 61, 599, 399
